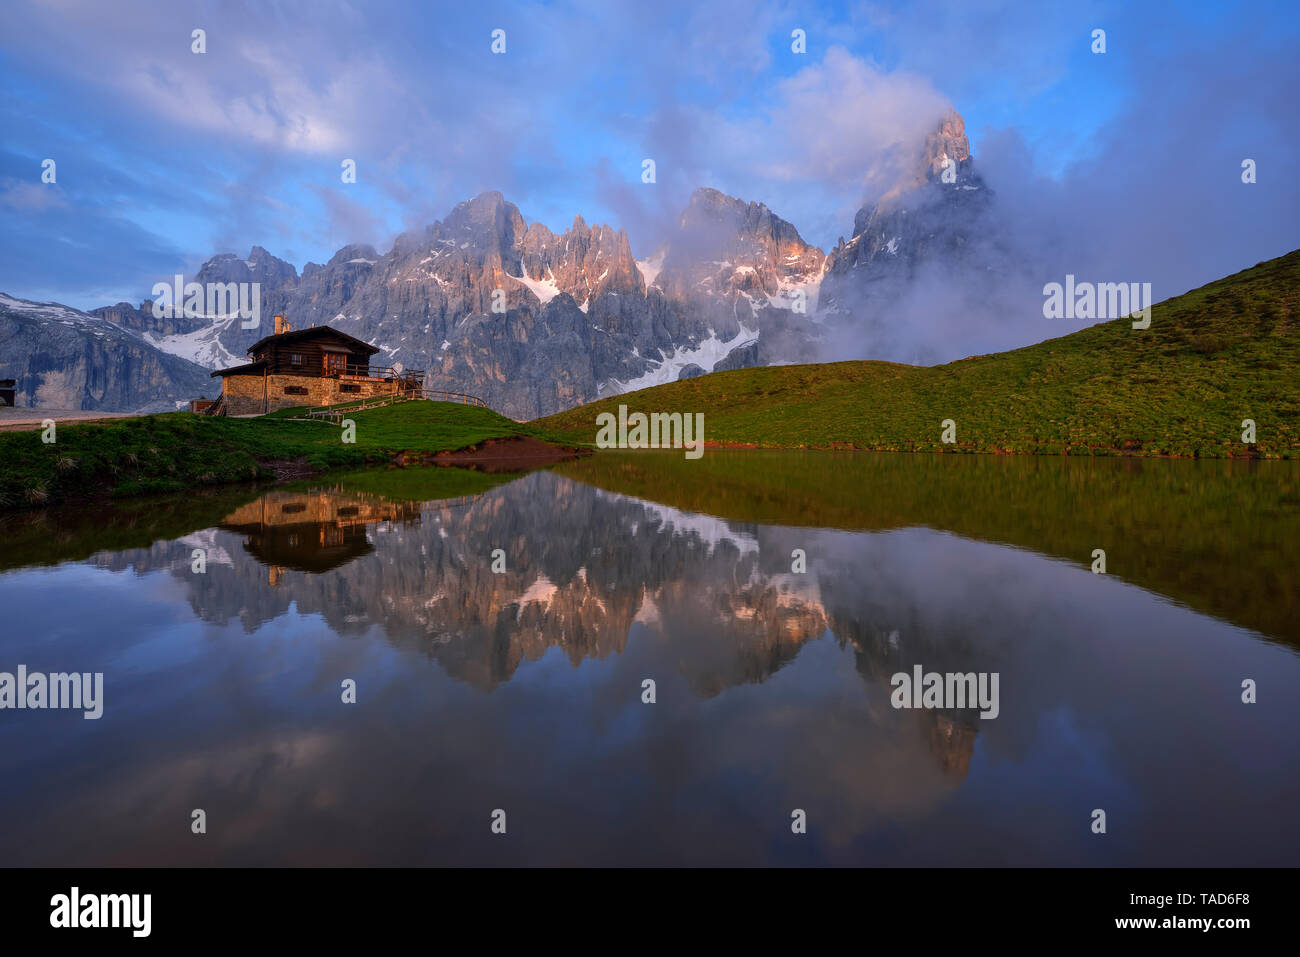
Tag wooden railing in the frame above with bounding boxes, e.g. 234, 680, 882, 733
297, 393, 407, 423
420, 389, 487, 407
289, 388, 488, 424
341, 365, 425, 382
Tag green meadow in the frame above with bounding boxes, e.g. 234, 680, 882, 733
0, 400, 563, 509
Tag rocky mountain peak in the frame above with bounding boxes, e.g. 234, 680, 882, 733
327, 243, 380, 267
195, 247, 299, 288
444, 191, 526, 246
820, 104, 998, 343
658, 188, 825, 312
919, 108, 973, 183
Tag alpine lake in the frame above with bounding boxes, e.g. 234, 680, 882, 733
1, 451, 1297, 866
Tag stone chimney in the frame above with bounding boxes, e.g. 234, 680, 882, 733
274, 314, 290, 335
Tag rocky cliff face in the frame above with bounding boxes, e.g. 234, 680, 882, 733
0, 293, 213, 412
87, 107, 995, 417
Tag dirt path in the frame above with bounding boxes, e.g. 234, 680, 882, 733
398, 436, 591, 472
0, 409, 137, 432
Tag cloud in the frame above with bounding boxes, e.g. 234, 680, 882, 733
752, 47, 952, 198
305, 183, 386, 251
0, 179, 68, 211
593, 47, 953, 257
0, 0, 1294, 331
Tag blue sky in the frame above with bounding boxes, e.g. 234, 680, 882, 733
1, 0, 1297, 309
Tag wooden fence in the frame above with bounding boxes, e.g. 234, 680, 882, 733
291, 388, 489, 425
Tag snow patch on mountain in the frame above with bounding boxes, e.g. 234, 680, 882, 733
606, 322, 757, 394
1, 294, 107, 331
767, 267, 825, 314
636, 250, 665, 289
144, 314, 243, 368
513, 266, 561, 304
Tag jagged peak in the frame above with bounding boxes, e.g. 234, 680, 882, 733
921, 107, 971, 178
463, 189, 506, 208
678, 186, 817, 253
686, 186, 763, 215
327, 243, 380, 266
442, 190, 525, 244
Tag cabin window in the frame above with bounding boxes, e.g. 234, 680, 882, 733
337, 506, 359, 517
340, 383, 361, 394
324, 353, 347, 375
281, 503, 306, 514
284, 385, 309, 395
290, 353, 303, 366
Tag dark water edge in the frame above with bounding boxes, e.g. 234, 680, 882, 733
0, 452, 1297, 866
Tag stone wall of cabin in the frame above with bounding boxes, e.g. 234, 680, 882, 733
220, 373, 398, 415
220, 374, 268, 416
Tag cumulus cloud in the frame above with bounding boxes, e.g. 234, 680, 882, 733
751, 47, 951, 198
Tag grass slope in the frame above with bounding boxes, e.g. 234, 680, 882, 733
0, 400, 564, 509
535, 251, 1300, 457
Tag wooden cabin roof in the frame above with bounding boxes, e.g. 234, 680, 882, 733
247, 325, 380, 358
210, 359, 268, 378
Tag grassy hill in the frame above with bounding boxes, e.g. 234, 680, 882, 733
535, 251, 1300, 457
0, 400, 568, 509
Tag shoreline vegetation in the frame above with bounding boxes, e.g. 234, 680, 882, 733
1, 251, 1296, 511
0, 401, 584, 511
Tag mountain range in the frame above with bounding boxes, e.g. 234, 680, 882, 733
1, 109, 992, 417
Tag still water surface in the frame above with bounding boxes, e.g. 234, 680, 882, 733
1, 452, 1297, 865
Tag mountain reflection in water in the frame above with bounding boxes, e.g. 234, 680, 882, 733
0, 454, 1297, 866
